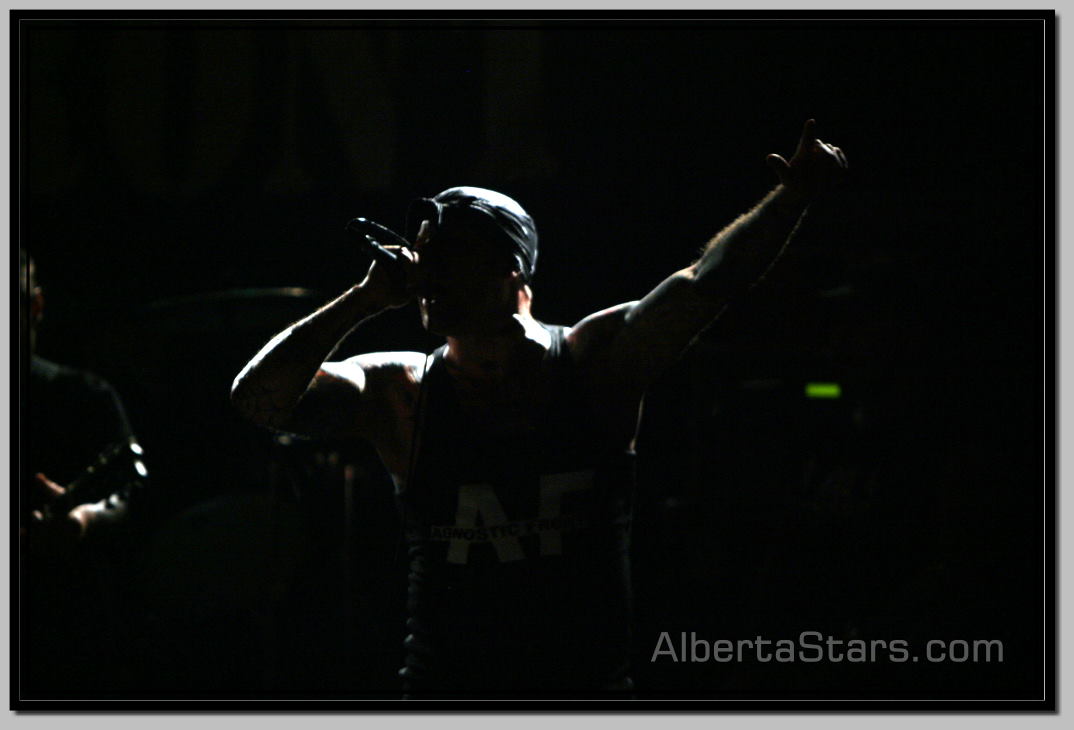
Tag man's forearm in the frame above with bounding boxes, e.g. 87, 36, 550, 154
690, 184, 809, 301
230, 284, 384, 428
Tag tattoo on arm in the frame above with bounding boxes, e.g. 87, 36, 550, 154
231, 284, 388, 433
232, 377, 300, 430
231, 322, 347, 431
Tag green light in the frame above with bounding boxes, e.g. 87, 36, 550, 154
805, 382, 841, 399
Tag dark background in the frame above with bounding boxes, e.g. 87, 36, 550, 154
17, 16, 1047, 701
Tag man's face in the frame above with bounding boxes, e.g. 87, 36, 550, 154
414, 219, 520, 337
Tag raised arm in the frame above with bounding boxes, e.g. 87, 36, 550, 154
570, 120, 847, 394
230, 244, 421, 441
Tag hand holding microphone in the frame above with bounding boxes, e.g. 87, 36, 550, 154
346, 217, 419, 310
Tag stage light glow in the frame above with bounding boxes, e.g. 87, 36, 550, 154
805, 382, 841, 399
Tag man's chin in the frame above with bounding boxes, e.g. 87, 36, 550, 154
422, 309, 511, 338
421, 307, 462, 337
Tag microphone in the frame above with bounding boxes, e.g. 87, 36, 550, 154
346, 217, 411, 265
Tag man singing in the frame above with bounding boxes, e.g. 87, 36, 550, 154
231, 120, 847, 696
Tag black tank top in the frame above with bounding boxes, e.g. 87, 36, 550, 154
396, 323, 635, 694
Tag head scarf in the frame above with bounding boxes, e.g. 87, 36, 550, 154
406, 186, 539, 282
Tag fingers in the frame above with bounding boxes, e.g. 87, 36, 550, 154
796, 119, 817, 153
766, 153, 790, 181
385, 244, 418, 276
392, 246, 421, 294
833, 146, 848, 169
364, 244, 415, 279
815, 139, 849, 169
772, 121, 846, 191
367, 244, 420, 304
392, 245, 418, 265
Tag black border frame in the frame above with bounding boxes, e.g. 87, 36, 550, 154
10, 8, 1056, 713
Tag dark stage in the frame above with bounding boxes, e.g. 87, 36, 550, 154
13, 13, 1052, 709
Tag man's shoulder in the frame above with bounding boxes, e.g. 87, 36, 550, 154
334, 350, 431, 387
307, 351, 428, 444
564, 302, 638, 362
342, 350, 430, 369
